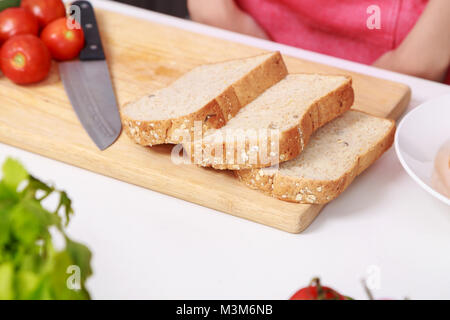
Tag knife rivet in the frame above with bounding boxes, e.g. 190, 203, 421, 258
90, 44, 98, 50
81, 3, 88, 8
85, 23, 93, 29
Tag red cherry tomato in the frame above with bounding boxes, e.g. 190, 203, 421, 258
41, 17, 85, 61
21, 0, 66, 28
290, 285, 347, 300
290, 278, 350, 300
0, 34, 51, 85
0, 8, 39, 44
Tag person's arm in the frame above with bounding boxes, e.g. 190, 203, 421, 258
373, 0, 450, 82
187, 0, 269, 39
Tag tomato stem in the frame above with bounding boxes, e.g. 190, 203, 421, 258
11, 52, 26, 69
65, 30, 74, 40
362, 279, 374, 300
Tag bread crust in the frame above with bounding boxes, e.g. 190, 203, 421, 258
190, 76, 354, 170
121, 52, 288, 146
236, 111, 396, 204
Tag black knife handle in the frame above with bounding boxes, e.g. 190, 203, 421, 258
70, 0, 105, 61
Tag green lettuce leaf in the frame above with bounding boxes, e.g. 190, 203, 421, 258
2, 158, 28, 191
0, 158, 93, 300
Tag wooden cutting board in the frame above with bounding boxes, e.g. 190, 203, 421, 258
0, 9, 410, 233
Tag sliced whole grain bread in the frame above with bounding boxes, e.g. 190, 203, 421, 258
184, 74, 354, 170
236, 110, 395, 204
121, 52, 287, 146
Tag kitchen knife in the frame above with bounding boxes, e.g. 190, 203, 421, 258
59, 0, 121, 150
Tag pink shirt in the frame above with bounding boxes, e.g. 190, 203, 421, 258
236, 0, 450, 82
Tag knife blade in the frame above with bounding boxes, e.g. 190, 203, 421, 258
59, 0, 121, 150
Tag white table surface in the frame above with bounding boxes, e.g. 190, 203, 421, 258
1, 0, 450, 300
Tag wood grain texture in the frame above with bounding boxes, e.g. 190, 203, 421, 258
0, 10, 410, 233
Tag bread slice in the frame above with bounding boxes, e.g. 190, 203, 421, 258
121, 52, 287, 146
184, 74, 354, 170
236, 110, 395, 204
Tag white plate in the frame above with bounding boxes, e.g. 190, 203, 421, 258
395, 93, 450, 206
